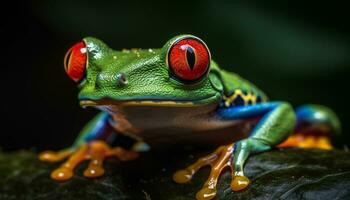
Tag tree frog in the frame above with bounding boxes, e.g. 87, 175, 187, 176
39, 35, 341, 200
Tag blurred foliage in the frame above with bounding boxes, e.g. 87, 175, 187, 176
1, 0, 349, 150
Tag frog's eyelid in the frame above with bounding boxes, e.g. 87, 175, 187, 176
64, 47, 73, 73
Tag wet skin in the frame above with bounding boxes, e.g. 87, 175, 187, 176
39, 35, 341, 200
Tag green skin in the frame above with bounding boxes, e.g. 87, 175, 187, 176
65, 35, 340, 189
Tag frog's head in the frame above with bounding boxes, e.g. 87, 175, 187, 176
64, 35, 223, 108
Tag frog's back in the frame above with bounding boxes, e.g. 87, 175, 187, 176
211, 62, 268, 107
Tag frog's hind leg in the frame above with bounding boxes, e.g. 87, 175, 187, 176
278, 104, 341, 150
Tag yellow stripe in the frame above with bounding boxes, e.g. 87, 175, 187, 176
223, 89, 258, 107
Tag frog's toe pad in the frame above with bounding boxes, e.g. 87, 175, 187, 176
173, 143, 251, 200
231, 175, 250, 191
173, 169, 193, 183
196, 188, 217, 200
51, 167, 73, 181
83, 166, 105, 178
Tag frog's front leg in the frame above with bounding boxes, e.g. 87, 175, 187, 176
174, 102, 296, 200
39, 112, 139, 181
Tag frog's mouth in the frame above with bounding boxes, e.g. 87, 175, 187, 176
79, 95, 221, 108
80, 99, 195, 107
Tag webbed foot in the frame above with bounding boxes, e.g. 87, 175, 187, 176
173, 143, 250, 200
39, 140, 138, 181
278, 133, 333, 150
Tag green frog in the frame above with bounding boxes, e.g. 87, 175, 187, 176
39, 35, 341, 200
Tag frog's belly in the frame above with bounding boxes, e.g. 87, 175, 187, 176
100, 104, 259, 147
136, 121, 257, 148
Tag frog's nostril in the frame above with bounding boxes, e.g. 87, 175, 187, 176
116, 73, 128, 86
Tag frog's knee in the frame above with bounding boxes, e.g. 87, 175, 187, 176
295, 104, 341, 136
276, 102, 296, 118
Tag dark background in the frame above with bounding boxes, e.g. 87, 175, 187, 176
1, 0, 349, 151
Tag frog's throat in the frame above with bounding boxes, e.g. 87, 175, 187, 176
79, 95, 221, 108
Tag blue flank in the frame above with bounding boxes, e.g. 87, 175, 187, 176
217, 102, 285, 138
217, 102, 282, 120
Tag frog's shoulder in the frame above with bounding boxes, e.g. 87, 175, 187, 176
210, 61, 268, 107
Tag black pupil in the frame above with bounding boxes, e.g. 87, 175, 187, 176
186, 46, 196, 70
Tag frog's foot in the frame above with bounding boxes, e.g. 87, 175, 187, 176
278, 133, 333, 150
39, 140, 138, 181
173, 143, 250, 200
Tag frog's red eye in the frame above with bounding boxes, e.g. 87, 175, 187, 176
167, 36, 210, 83
64, 41, 87, 82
